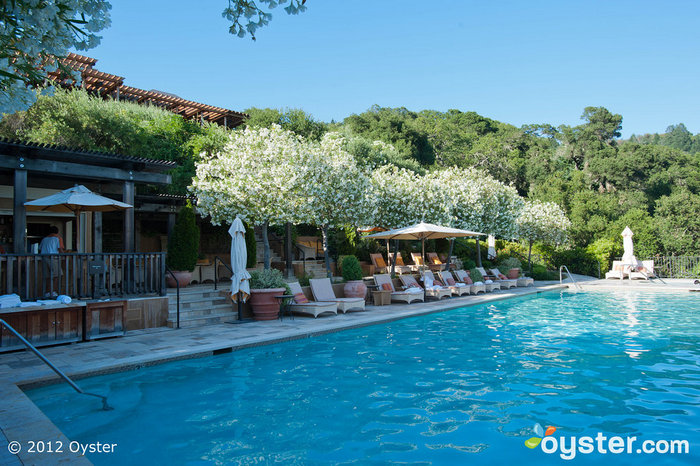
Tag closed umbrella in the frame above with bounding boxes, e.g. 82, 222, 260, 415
621, 226, 637, 265
25, 185, 132, 252
229, 216, 251, 321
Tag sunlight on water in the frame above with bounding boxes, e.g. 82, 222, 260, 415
26, 290, 700, 465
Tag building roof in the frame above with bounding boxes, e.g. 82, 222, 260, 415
48, 53, 248, 128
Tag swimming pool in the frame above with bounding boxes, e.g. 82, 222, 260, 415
26, 290, 700, 465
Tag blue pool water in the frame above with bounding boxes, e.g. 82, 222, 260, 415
26, 290, 700, 465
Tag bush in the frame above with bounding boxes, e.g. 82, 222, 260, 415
529, 264, 558, 280
541, 246, 599, 277
297, 271, 312, 287
249, 268, 290, 293
341, 255, 364, 281
167, 202, 200, 271
461, 258, 476, 270
498, 257, 522, 271
469, 268, 483, 282
585, 237, 622, 274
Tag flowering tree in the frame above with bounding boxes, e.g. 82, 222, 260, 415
0, 0, 111, 114
517, 200, 571, 270
297, 133, 375, 276
191, 125, 306, 269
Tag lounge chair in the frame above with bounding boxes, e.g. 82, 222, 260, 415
436, 270, 471, 296
411, 253, 442, 272
605, 261, 629, 280
454, 270, 487, 294
288, 282, 338, 318
309, 278, 365, 313
373, 274, 424, 304
493, 267, 534, 287
629, 260, 656, 280
386, 252, 414, 274
479, 267, 517, 289
369, 253, 389, 274
400, 274, 451, 300
426, 252, 448, 271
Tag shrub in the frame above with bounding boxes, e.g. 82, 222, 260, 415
498, 257, 522, 271
529, 264, 555, 280
298, 271, 312, 287
249, 268, 290, 293
341, 255, 364, 281
167, 202, 200, 271
469, 268, 483, 282
585, 237, 622, 274
461, 258, 476, 270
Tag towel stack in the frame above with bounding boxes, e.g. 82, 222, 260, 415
0, 294, 21, 309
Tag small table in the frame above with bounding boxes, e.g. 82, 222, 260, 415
372, 290, 392, 306
274, 295, 295, 321
366, 284, 379, 304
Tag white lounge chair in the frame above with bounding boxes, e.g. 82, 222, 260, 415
629, 260, 656, 280
288, 282, 338, 318
454, 270, 486, 294
480, 267, 517, 289
401, 274, 451, 300
605, 261, 629, 280
373, 274, 424, 304
436, 270, 470, 296
309, 278, 365, 313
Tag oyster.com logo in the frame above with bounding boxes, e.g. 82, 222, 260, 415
524, 423, 556, 449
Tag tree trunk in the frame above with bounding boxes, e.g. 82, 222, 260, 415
475, 237, 482, 268
262, 220, 270, 270
445, 238, 454, 271
322, 225, 331, 277
285, 222, 293, 278
528, 239, 533, 273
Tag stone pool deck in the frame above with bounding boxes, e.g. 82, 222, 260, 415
2, 277, 697, 465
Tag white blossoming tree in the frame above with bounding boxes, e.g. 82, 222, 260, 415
191, 125, 306, 269
517, 200, 571, 271
297, 133, 375, 276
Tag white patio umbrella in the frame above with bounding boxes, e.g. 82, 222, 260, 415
229, 217, 251, 311
487, 235, 497, 260
621, 226, 637, 265
366, 222, 485, 273
25, 185, 132, 252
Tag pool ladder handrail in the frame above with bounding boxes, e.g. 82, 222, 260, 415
0, 318, 113, 411
559, 265, 582, 290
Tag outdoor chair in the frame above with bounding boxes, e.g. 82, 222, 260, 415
288, 282, 338, 318
411, 253, 442, 272
389, 252, 416, 274
400, 274, 451, 300
454, 270, 486, 294
436, 270, 471, 296
629, 260, 657, 280
605, 261, 629, 280
369, 253, 389, 274
309, 278, 365, 313
373, 274, 424, 304
479, 267, 517, 289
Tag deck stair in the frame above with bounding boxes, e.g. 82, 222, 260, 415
166, 285, 235, 328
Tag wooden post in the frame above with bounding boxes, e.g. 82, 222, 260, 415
13, 169, 27, 254
475, 237, 482, 268
123, 180, 135, 252
93, 212, 102, 253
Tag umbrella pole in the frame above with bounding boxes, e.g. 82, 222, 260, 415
445, 238, 454, 271
237, 291, 242, 321
422, 238, 425, 267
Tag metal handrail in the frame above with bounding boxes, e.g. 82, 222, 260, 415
560, 265, 582, 290
0, 318, 112, 411
165, 267, 180, 329
213, 256, 233, 291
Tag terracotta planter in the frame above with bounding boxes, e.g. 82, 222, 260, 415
249, 288, 286, 321
507, 268, 520, 279
166, 270, 192, 288
343, 280, 367, 299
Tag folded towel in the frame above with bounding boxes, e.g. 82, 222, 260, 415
484, 279, 493, 284
36, 299, 60, 305
19, 302, 40, 307
0, 293, 22, 308
404, 286, 423, 294
56, 295, 72, 304
474, 281, 484, 286
455, 283, 467, 287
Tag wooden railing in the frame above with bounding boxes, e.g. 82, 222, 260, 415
0, 253, 167, 301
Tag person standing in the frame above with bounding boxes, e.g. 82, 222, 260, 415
40, 226, 65, 297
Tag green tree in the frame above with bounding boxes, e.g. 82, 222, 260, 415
654, 189, 700, 255
167, 202, 200, 271
244, 107, 326, 140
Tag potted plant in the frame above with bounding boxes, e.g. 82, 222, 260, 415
341, 255, 367, 299
249, 268, 290, 321
166, 202, 200, 287
500, 257, 523, 279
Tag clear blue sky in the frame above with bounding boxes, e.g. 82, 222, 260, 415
87, 0, 699, 137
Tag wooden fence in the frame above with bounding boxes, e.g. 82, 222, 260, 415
0, 253, 167, 301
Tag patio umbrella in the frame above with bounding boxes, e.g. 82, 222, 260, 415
366, 222, 484, 273
25, 185, 132, 252
487, 235, 497, 260
621, 226, 637, 265
229, 216, 251, 321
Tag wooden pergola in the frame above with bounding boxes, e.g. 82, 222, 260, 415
48, 53, 248, 128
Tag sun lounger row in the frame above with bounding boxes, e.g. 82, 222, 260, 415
605, 260, 657, 280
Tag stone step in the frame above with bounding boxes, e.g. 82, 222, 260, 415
166, 311, 238, 328
168, 298, 229, 313
168, 303, 233, 320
